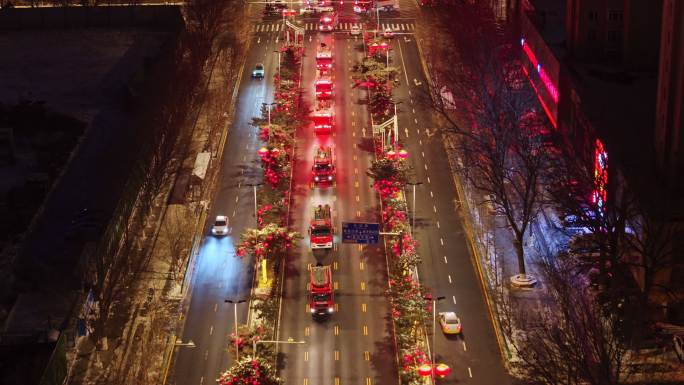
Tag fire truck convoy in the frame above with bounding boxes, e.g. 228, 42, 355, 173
312, 146, 335, 187
318, 11, 338, 31
315, 74, 333, 99
309, 264, 334, 318
312, 104, 333, 134
316, 43, 333, 72
309, 204, 333, 249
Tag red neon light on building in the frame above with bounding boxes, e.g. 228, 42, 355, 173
593, 139, 608, 210
521, 66, 557, 128
521, 38, 559, 104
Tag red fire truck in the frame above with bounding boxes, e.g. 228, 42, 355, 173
318, 11, 338, 31
316, 43, 333, 72
312, 103, 333, 134
309, 204, 333, 249
309, 264, 334, 318
315, 74, 333, 100
311, 146, 335, 187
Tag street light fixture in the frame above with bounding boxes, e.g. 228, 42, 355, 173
245, 182, 264, 220
262, 102, 277, 128
407, 181, 423, 234
273, 50, 282, 75
253, 337, 305, 357
225, 299, 247, 361
426, 295, 446, 385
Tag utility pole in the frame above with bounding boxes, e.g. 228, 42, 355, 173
428, 295, 446, 385
245, 183, 264, 220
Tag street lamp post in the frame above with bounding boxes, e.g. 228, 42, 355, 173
428, 295, 446, 385
407, 182, 423, 235
225, 299, 247, 361
274, 50, 281, 75
262, 102, 277, 128
245, 183, 264, 220
253, 338, 305, 357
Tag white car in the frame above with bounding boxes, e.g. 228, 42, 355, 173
350, 25, 362, 36
439, 311, 462, 335
383, 27, 395, 38
212, 215, 229, 236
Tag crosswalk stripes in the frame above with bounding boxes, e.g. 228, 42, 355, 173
252, 22, 415, 33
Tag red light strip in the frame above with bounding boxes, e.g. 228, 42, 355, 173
521, 39, 559, 104
522, 66, 557, 128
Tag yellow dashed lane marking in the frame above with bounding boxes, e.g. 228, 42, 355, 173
334, 350, 340, 360
305, 327, 310, 336
362, 303, 367, 312
334, 325, 340, 335
360, 281, 366, 291
364, 351, 370, 361
304, 351, 309, 361
363, 325, 368, 335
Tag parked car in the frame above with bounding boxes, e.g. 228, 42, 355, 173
212, 215, 229, 236
439, 311, 462, 334
252, 63, 265, 79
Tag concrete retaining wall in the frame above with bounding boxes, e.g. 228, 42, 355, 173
0, 5, 183, 30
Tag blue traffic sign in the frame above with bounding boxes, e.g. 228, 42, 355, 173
342, 222, 380, 244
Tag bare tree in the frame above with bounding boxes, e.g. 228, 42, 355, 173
427, 2, 547, 281
501, 254, 634, 385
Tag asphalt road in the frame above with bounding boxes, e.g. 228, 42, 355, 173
277, 26, 398, 385
169, 26, 281, 385
387, 20, 515, 385
172, 1, 514, 383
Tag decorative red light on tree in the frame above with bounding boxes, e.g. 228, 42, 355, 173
258, 147, 269, 157
398, 149, 408, 159
435, 363, 452, 378
418, 364, 433, 377
386, 149, 397, 159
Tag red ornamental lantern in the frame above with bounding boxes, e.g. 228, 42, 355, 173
417, 363, 433, 377
258, 147, 269, 157
386, 149, 397, 159
435, 363, 452, 378
398, 149, 408, 159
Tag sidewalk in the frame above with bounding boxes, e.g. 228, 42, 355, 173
66, 46, 238, 385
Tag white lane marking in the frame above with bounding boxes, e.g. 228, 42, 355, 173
200, 377, 204, 385
468, 367, 473, 378
414, 118, 418, 124
421, 151, 425, 157
417, 128, 420, 135
419, 139, 423, 145
257, 36, 261, 44
424, 164, 428, 170
204, 350, 209, 360
214, 303, 218, 312
232, 209, 236, 217
427, 176, 431, 183
444, 256, 448, 264
397, 37, 410, 85
430, 191, 433, 198
440, 238, 444, 246
209, 326, 213, 335
448, 275, 452, 283
433, 205, 437, 213
436, 221, 440, 229
238, 182, 241, 188
452, 295, 457, 304
235, 196, 239, 203
404, 128, 410, 138
412, 108, 416, 114
463, 341, 467, 351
